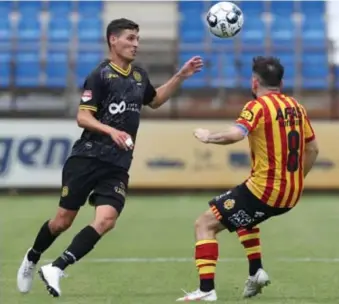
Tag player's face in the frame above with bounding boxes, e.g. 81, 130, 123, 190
111, 29, 139, 62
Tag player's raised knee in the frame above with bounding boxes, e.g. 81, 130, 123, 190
195, 209, 225, 238
195, 210, 216, 231
92, 217, 116, 235
92, 205, 120, 235
49, 218, 73, 234
49, 208, 77, 234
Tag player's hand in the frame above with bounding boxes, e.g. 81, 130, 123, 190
178, 56, 203, 78
194, 128, 210, 143
110, 128, 134, 151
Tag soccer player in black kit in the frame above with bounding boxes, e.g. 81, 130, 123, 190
17, 18, 203, 298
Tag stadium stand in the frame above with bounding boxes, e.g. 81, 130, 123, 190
178, 0, 330, 90
0, 1, 338, 103
0, 0, 104, 89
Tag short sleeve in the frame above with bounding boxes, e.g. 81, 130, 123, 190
143, 77, 156, 105
79, 71, 103, 112
300, 105, 315, 143
235, 101, 263, 136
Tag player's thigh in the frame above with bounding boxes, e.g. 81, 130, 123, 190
208, 184, 272, 232
89, 168, 129, 216
59, 156, 98, 211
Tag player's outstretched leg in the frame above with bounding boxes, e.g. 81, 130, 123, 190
38, 205, 117, 297
17, 208, 77, 294
236, 226, 270, 298
176, 209, 225, 302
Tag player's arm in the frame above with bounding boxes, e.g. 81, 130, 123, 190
304, 139, 319, 178
76, 71, 112, 134
194, 125, 246, 145
146, 56, 203, 109
76, 72, 132, 150
194, 101, 263, 145
301, 107, 319, 177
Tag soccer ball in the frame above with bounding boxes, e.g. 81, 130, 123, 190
206, 1, 244, 38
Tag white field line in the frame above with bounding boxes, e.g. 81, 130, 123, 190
3, 257, 339, 263
19, 257, 339, 263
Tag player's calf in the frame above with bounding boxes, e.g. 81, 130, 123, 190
236, 226, 263, 276
177, 210, 225, 302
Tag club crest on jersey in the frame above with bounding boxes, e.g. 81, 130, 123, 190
223, 199, 235, 210
61, 186, 69, 197
240, 110, 254, 122
81, 90, 92, 102
133, 71, 142, 82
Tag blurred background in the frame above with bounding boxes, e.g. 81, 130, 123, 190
0, 0, 337, 191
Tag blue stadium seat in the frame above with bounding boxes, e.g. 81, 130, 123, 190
17, 19, 42, 42
75, 51, 103, 87
0, 1, 12, 18
0, 51, 11, 87
17, 1, 43, 16
335, 66, 339, 88
210, 32, 237, 49
302, 52, 329, 89
240, 1, 265, 14
47, 19, 72, 43
78, 1, 103, 16
239, 19, 266, 49
0, 19, 12, 44
239, 52, 255, 83
45, 50, 68, 87
48, 1, 73, 16
301, 17, 326, 49
299, 1, 325, 16
270, 17, 296, 49
179, 24, 206, 44
270, 1, 295, 16
77, 19, 103, 43
178, 1, 204, 14
221, 63, 239, 88
15, 52, 41, 87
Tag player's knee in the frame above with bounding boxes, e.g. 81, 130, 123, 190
93, 216, 117, 235
92, 204, 120, 235
49, 208, 77, 234
49, 218, 73, 234
195, 210, 222, 236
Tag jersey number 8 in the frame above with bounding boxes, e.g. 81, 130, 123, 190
287, 130, 300, 172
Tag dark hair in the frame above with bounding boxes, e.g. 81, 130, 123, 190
252, 56, 284, 87
106, 18, 139, 48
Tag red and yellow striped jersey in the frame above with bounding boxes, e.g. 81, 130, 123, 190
235, 93, 315, 208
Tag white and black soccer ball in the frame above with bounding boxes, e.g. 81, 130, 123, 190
206, 1, 244, 38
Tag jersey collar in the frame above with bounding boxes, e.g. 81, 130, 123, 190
109, 62, 131, 77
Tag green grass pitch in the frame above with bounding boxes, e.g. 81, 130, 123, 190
1, 194, 339, 303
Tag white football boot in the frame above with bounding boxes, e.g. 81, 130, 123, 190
176, 289, 217, 302
38, 263, 66, 297
17, 248, 37, 293
243, 268, 270, 298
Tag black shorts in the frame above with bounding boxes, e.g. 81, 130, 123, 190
209, 183, 291, 232
59, 156, 129, 214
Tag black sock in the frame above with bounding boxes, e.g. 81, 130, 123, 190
27, 220, 59, 264
52, 226, 101, 271
249, 258, 263, 276
200, 279, 215, 292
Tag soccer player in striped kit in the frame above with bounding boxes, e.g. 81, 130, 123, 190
177, 56, 319, 302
